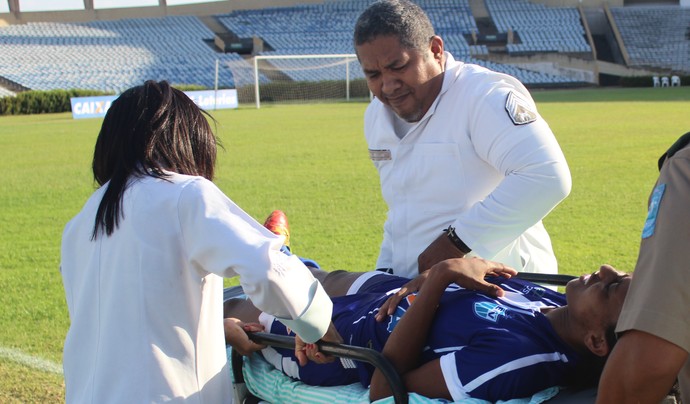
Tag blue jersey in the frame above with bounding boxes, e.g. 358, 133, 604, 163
259, 274, 578, 402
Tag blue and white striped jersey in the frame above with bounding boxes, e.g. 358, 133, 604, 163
260, 274, 578, 402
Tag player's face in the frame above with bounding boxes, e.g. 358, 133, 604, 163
565, 264, 632, 328
356, 35, 444, 123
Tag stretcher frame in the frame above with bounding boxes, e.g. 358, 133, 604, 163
228, 272, 579, 404
231, 332, 409, 404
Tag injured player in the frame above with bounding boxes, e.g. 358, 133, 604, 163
224, 259, 630, 402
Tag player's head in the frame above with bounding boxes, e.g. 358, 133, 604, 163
353, 0, 444, 123
565, 264, 631, 352
91, 80, 218, 238
562, 264, 631, 387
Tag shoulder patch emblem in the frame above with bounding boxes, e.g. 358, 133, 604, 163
642, 183, 666, 239
505, 91, 537, 125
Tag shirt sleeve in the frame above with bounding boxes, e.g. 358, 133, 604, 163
177, 177, 332, 343
453, 79, 572, 259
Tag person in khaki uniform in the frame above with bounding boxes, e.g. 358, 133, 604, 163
597, 132, 690, 403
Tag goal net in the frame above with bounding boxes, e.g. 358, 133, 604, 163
223, 54, 370, 108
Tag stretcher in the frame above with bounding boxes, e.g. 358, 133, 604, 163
225, 272, 606, 404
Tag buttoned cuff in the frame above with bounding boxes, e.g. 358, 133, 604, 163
275, 280, 332, 343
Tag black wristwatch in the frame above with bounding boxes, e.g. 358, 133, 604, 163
444, 226, 472, 254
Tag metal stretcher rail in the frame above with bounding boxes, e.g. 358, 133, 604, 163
514, 272, 576, 286
231, 332, 409, 404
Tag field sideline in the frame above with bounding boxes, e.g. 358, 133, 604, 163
0, 86, 689, 401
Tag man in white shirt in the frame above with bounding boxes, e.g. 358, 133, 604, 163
354, 0, 571, 279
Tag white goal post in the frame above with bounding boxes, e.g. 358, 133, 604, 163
252, 54, 365, 109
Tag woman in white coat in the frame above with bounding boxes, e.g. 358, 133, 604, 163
60, 80, 338, 403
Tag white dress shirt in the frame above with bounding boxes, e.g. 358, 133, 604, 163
60, 172, 332, 403
364, 53, 571, 278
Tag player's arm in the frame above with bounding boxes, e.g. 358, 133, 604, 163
377, 258, 515, 322
369, 261, 449, 401
369, 258, 515, 401
597, 330, 688, 404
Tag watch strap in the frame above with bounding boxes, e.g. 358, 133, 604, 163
444, 226, 471, 254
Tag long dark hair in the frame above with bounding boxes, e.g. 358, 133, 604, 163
91, 80, 217, 239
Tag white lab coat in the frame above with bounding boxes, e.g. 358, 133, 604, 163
60, 172, 332, 403
364, 53, 571, 278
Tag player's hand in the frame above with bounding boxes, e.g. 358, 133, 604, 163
375, 271, 429, 322
223, 318, 266, 356
295, 322, 342, 366
302, 342, 336, 365
435, 258, 517, 297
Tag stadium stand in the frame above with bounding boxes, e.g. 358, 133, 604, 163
216, 3, 361, 55
216, 3, 364, 86
609, 5, 690, 74
485, 0, 591, 55
217, 0, 582, 86
6, 0, 678, 95
0, 15, 253, 92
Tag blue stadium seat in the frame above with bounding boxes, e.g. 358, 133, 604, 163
485, 0, 591, 55
610, 5, 690, 74
0, 16, 246, 92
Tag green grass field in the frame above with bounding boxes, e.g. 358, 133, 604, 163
0, 86, 689, 401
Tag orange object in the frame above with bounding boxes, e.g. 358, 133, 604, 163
263, 210, 290, 247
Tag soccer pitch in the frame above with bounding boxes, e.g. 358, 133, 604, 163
0, 86, 689, 401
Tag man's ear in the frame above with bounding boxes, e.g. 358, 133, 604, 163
584, 331, 610, 357
430, 36, 444, 60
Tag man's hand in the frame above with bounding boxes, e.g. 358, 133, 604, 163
375, 270, 429, 322
223, 318, 266, 356
435, 258, 517, 297
295, 321, 343, 366
376, 258, 515, 322
417, 232, 466, 274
